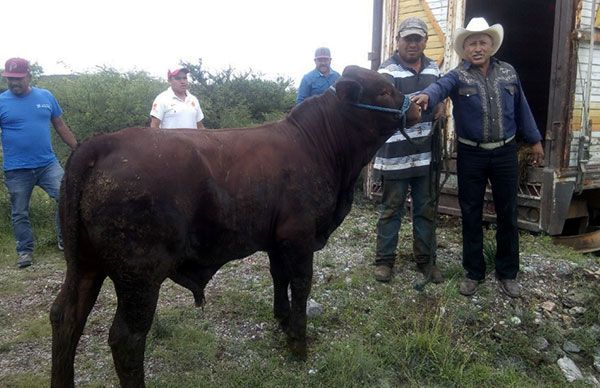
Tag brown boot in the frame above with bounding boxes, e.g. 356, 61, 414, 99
498, 278, 521, 298
416, 263, 444, 284
459, 278, 480, 296
374, 265, 393, 282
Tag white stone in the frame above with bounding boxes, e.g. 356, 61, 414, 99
306, 299, 324, 318
557, 357, 584, 382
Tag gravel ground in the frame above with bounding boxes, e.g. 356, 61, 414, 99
0, 203, 599, 386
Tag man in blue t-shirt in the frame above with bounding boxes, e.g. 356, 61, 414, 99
296, 47, 341, 104
0, 57, 78, 268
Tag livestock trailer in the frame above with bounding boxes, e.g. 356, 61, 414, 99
367, 0, 600, 251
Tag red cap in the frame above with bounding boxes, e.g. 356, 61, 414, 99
167, 66, 189, 79
2, 58, 30, 77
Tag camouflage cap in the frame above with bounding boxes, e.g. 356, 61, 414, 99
397, 17, 428, 38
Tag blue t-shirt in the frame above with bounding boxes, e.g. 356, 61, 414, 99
296, 69, 340, 104
0, 87, 62, 171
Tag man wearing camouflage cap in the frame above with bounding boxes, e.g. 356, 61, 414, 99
372, 17, 444, 284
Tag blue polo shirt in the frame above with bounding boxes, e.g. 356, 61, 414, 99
296, 69, 341, 104
0, 87, 62, 171
422, 58, 542, 144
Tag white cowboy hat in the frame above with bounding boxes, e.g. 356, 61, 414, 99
453, 17, 504, 58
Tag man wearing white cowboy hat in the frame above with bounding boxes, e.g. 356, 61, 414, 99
412, 17, 544, 298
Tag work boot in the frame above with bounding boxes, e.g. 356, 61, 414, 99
17, 252, 33, 269
498, 278, 521, 298
374, 265, 393, 283
416, 263, 444, 284
459, 278, 480, 296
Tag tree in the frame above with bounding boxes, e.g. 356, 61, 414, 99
38, 68, 165, 161
182, 60, 296, 129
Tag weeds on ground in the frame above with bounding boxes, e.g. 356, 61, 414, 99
0, 195, 598, 387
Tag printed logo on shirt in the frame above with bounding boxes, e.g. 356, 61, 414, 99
36, 103, 52, 110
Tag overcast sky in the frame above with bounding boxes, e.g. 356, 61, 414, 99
2, 0, 373, 87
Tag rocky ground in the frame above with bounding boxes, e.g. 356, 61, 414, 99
0, 203, 599, 386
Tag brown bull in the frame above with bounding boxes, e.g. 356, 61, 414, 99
50, 65, 420, 387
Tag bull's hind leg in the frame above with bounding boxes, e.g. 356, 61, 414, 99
268, 250, 291, 330
108, 280, 160, 388
287, 249, 313, 359
50, 265, 106, 388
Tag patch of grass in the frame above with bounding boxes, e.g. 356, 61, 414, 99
316, 336, 384, 386
483, 232, 496, 274
1, 373, 49, 387
1, 192, 598, 386
148, 308, 219, 371
520, 232, 590, 263
0, 272, 27, 296
16, 314, 53, 342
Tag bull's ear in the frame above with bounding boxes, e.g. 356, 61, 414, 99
334, 78, 362, 103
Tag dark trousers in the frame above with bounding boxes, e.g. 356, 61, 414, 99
457, 141, 519, 281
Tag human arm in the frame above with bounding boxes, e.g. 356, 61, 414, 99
412, 70, 459, 111
513, 77, 544, 165
150, 96, 164, 128
150, 116, 161, 128
529, 142, 544, 166
51, 116, 78, 150
296, 75, 310, 104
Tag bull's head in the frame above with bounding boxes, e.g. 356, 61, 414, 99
334, 65, 421, 131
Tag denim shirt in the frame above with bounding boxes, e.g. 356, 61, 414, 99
422, 58, 542, 144
296, 69, 341, 104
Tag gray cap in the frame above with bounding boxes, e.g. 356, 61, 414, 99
314, 47, 332, 59
397, 17, 428, 38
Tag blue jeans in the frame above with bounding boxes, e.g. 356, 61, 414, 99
4, 161, 64, 254
457, 141, 519, 281
375, 175, 437, 267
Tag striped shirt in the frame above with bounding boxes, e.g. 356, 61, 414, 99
373, 53, 440, 180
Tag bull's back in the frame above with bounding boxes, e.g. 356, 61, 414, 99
68, 126, 341, 265
70, 128, 280, 264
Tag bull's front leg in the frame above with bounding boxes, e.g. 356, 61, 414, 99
284, 247, 313, 359
268, 250, 291, 330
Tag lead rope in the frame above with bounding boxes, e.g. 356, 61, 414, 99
351, 95, 417, 143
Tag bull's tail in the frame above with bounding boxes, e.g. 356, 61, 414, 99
51, 136, 109, 387
59, 138, 97, 264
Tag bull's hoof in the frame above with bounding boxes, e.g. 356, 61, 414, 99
275, 315, 290, 331
287, 338, 307, 361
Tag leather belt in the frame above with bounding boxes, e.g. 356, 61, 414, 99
458, 134, 515, 150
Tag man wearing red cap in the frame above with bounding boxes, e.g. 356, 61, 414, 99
296, 47, 340, 104
0, 57, 78, 268
150, 66, 205, 129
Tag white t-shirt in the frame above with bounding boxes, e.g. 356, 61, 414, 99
150, 87, 204, 129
